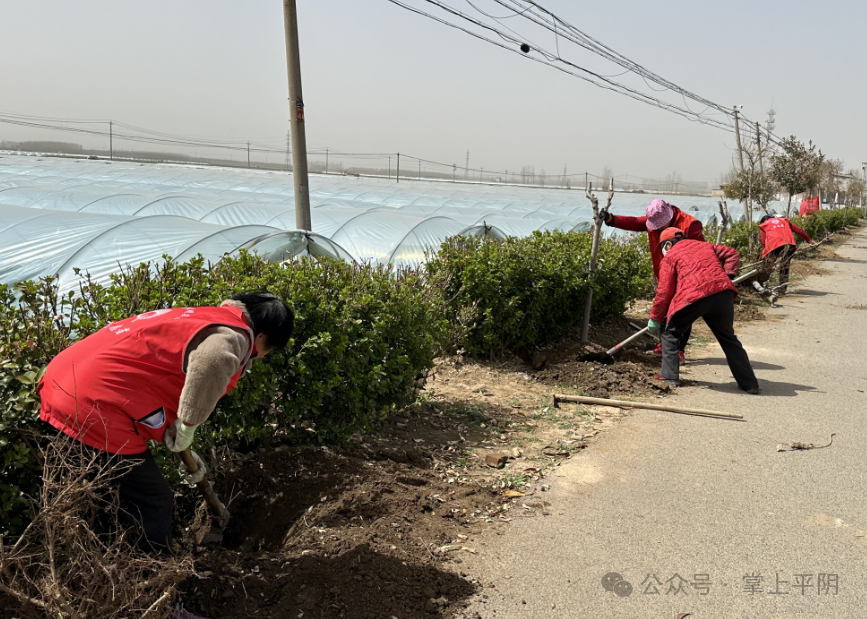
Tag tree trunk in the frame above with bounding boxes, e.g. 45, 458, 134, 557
785, 193, 793, 218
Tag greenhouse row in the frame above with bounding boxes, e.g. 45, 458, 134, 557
0, 154, 761, 292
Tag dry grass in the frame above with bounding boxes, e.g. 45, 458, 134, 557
0, 436, 192, 619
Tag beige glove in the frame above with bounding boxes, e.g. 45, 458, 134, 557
164, 419, 197, 452
178, 450, 207, 485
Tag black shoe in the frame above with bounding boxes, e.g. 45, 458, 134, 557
739, 385, 760, 395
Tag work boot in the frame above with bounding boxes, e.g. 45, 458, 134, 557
653, 373, 680, 388
650, 342, 662, 355
678, 351, 685, 364
739, 385, 760, 395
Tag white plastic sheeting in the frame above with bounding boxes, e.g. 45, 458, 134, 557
0, 204, 353, 293
0, 154, 756, 287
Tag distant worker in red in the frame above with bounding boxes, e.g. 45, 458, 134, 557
603, 198, 704, 361
648, 228, 759, 394
758, 214, 816, 292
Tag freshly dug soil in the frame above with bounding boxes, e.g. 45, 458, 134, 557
177, 444, 494, 619
533, 359, 670, 397
524, 318, 669, 397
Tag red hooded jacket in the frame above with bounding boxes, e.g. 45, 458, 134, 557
607, 206, 704, 279
39, 306, 254, 455
650, 240, 740, 321
759, 217, 812, 258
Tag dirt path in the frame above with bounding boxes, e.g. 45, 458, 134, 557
455, 230, 867, 618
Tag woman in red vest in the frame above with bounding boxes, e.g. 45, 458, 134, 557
758, 215, 815, 291
648, 228, 758, 393
604, 199, 704, 361
39, 291, 294, 552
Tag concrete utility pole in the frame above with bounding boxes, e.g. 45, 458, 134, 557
465, 150, 469, 181
283, 0, 311, 230
733, 106, 745, 173
109, 121, 113, 160
396, 152, 400, 183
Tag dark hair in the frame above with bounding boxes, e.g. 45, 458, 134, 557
760, 214, 773, 224
231, 290, 294, 350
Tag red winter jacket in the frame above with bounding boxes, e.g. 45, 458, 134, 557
759, 217, 812, 258
607, 206, 704, 279
650, 240, 740, 322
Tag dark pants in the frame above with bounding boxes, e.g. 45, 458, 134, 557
661, 291, 758, 389
42, 424, 173, 554
115, 451, 174, 553
760, 244, 796, 288
661, 317, 691, 352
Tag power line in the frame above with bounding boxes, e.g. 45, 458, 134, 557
385, 0, 741, 133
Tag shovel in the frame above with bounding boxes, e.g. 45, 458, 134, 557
180, 447, 230, 545
581, 269, 761, 365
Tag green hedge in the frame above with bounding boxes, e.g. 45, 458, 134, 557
1, 253, 445, 535
426, 230, 653, 357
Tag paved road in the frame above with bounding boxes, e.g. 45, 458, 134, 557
460, 231, 867, 619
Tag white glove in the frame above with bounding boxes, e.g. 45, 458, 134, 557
179, 450, 207, 485
164, 419, 197, 452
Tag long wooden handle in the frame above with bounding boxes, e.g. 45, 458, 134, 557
553, 394, 744, 420
181, 448, 230, 526
732, 269, 758, 285
606, 327, 650, 355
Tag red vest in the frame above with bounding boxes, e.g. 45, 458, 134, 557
799, 196, 820, 217
759, 217, 797, 258
39, 306, 253, 455
647, 208, 701, 279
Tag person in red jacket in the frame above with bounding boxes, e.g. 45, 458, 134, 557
758, 214, 816, 291
648, 228, 759, 393
603, 199, 704, 361
39, 291, 294, 552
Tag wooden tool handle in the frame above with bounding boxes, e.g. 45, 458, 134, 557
180, 448, 230, 527
605, 327, 650, 355
179, 447, 200, 473
553, 394, 744, 420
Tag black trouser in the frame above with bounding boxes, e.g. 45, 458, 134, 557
114, 450, 174, 553
42, 424, 173, 554
660, 317, 691, 353
760, 244, 796, 287
661, 290, 758, 389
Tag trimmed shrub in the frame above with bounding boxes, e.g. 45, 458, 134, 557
426, 230, 653, 357
1, 253, 445, 535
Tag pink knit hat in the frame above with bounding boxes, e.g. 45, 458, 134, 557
645, 199, 674, 230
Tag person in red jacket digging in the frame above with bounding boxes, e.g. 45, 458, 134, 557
758, 214, 816, 292
603, 198, 704, 362
648, 228, 759, 394
38, 291, 294, 553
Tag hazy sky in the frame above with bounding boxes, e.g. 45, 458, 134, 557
1, 0, 864, 183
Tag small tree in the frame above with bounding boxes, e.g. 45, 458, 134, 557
769, 136, 824, 217
817, 158, 845, 207
844, 169, 866, 207
723, 142, 778, 226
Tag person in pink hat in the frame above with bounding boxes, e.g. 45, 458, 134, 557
603, 199, 705, 361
